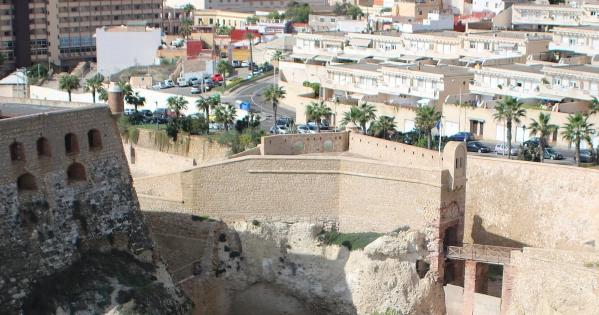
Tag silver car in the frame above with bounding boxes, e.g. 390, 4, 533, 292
495, 143, 519, 156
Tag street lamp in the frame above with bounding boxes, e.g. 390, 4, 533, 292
334, 95, 339, 130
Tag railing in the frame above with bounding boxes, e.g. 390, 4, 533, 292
446, 244, 521, 265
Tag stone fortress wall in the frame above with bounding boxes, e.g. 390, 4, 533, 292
0, 103, 157, 312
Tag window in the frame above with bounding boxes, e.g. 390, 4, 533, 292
67, 163, 87, 182
65, 133, 79, 155
470, 42, 475, 49
87, 129, 102, 150
36, 137, 51, 157
17, 173, 37, 191
10, 142, 25, 161
483, 42, 490, 50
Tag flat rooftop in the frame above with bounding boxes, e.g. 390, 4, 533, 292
409, 64, 472, 76
467, 31, 550, 40
484, 64, 544, 74
328, 62, 383, 72
102, 25, 157, 32
0, 103, 67, 119
544, 64, 599, 74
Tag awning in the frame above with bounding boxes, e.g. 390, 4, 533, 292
468, 117, 486, 123
337, 53, 368, 61
349, 38, 372, 47
536, 93, 564, 102
314, 55, 334, 62
289, 53, 316, 60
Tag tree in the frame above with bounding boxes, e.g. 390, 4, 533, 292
372, 116, 396, 139
415, 106, 441, 149
180, 18, 193, 39
58, 73, 80, 102
285, 2, 311, 23
562, 113, 595, 166
98, 87, 108, 102
182, 3, 195, 15
493, 96, 527, 159
355, 102, 377, 135
167, 96, 188, 120
83, 73, 104, 103
528, 112, 558, 163
590, 97, 599, 116
117, 80, 133, 99
216, 60, 233, 88
214, 103, 237, 132
347, 5, 364, 20
125, 91, 146, 112
27, 64, 48, 80
340, 106, 362, 131
267, 11, 282, 20
246, 15, 259, 24
246, 32, 255, 70
305, 101, 332, 132
263, 84, 286, 125
302, 81, 320, 97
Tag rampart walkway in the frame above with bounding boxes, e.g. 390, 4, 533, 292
447, 244, 521, 265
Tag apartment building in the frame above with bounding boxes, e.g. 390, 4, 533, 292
166, 0, 328, 12
510, 2, 599, 30
470, 63, 545, 100
309, 14, 351, 32
460, 31, 551, 62
195, 10, 253, 28
321, 62, 473, 109
401, 31, 464, 59
291, 32, 347, 61
3, 0, 161, 70
394, 0, 445, 20
550, 27, 599, 57
540, 64, 599, 101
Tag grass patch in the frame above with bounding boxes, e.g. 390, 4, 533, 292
191, 215, 212, 222
318, 228, 382, 251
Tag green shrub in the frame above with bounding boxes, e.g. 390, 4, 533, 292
252, 219, 260, 226
191, 215, 211, 221
318, 228, 382, 251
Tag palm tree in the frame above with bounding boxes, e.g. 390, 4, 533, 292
492, 96, 527, 159
372, 115, 396, 139
356, 102, 377, 135
415, 106, 441, 149
167, 96, 188, 120
590, 97, 599, 115
340, 106, 362, 131
180, 18, 193, 39
83, 73, 104, 103
58, 73, 80, 102
182, 3, 195, 16
214, 103, 237, 132
117, 80, 133, 99
305, 101, 332, 132
246, 31, 255, 70
98, 87, 108, 102
216, 60, 233, 88
125, 92, 146, 112
562, 113, 595, 166
196, 97, 210, 126
263, 84, 286, 125
528, 112, 558, 162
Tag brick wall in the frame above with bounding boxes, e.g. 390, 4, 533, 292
261, 132, 349, 155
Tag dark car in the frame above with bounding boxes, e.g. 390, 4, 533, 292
466, 141, 491, 153
402, 130, 421, 145
579, 149, 594, 163
543, 147, 563, 160
447, 132, 475, 142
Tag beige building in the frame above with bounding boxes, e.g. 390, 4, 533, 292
550, 26, 599, 57
393, 0, 445, 20
510, 2, 599, 30
194, 10, 253, 28
540, 64, 599, 101
308, 14, 351, 32
470, 63, 545, 100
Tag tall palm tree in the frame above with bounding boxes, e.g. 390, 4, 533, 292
528, 112, 558, 162
214, 103, 237, 132
167, 96, 188, 120
372, 115, 396, 139
263, 84, 286, 125
415, 105, 441, 149
356, 102, 377, 135
562, 113, 595, 166
196, 97, 210, 131
340, 106, 362, 131
58, 74, 80, 102
305, 101, 332, 132
492, 96, 527, 159
216, 60, 233, 88
83, 73, 104, 103
246, 32, 255, 70
125, 92, 146, 112
180, 18, 193, 39
590, 97, 599, 115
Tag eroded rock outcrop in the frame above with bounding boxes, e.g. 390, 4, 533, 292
195, 221, 445, 315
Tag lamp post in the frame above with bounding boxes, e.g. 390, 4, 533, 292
334, 95, 339, 130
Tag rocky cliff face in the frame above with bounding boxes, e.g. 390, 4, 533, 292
190, 221, 445, 315
0, 157, 191, 314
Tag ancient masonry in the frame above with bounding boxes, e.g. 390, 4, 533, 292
0, 95, 189, 313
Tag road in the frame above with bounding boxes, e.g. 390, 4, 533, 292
221, 76, 296, 131
468, 139, 579, 166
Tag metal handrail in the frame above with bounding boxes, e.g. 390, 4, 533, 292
446, 244, 521, 265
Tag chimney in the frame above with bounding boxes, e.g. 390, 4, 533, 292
107, 82, 124, 115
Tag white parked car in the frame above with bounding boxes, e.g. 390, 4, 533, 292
495, 143, 519, 156
297, 124, 317, 134
269, 125, 289, 134
177, 77, 189, 87
163, 79, 175, 88
124, 108, 135, 115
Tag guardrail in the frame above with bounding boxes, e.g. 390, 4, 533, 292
447, 244, 520, 265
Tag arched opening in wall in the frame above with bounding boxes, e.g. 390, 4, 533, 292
64, 133, 79, 155
443, 225, 462, 286
17, 173, 37, 191
416, 260, 430, 279
67, 163, 87, 183
87, 129, 102, 150
36, 137, 51, 157
10, 141, 25, 161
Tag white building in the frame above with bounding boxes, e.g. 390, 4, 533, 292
96, 26, 162, 78
393, 13, 454, 33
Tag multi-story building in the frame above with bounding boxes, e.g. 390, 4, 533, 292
540, 64, 599, 101
4, 0, 162, 71
510, 1, 599, 30
460, 31, 551, 63
195, 10, 253, 28
470, 63, 545, 100
166, 0, 328, 12
550, 26, 599, 57
393, 0, 445, 20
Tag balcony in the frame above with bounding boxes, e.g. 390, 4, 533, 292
539, 84, 599, 101
469, 83, 541, 99
322, 79, 379, 95
378, 84, 439, 100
